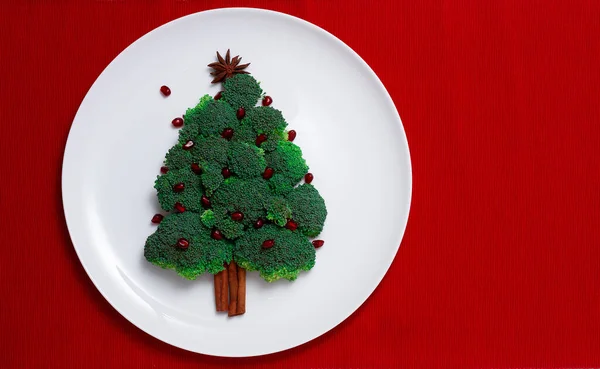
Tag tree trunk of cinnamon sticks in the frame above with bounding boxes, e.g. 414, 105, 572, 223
214, 261, 246, 316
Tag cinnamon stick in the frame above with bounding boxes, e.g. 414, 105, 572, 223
214, 266, 228, 312
236, 266, 246, 315
228, 261, 238, 316
220, 265, 228, 310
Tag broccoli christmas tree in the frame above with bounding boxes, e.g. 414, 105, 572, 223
145, 50, 327, 316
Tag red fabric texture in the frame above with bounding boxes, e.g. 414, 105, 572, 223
1, 1, 600, 368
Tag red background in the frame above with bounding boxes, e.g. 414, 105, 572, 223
1, 1, 599, 368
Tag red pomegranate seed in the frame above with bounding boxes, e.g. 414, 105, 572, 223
151, 214, 163, 224
231, 212, 244, 221
211, 229, 223, 240
160, 166, 169, 174
214, 91, 223, 100
191, 163, 202, 174
172, 117, 184, 128
312, 240, 325, 248
173, 183, 185, 192
237, 107, 245, 120
183, 140, 194, 150
222, 168, 232, 179
304, 173, 314, 184
285, 219, 298, 231
160, 85, 171, 96
262, 239, 275, 249
221, 128, 234, 140
256, 134, 267, 146
174, 202, 186, 212
177, 238, 189, 249
254, 219, 264, 229
263, 167, 274, 179
287, 130, 297, 142
201, 195, 211, 208
262, 96, 273, 106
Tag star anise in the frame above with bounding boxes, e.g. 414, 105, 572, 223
207, 49, 250, 83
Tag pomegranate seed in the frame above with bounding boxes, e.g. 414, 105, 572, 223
304, 173, 314, 184
160, 166, 169, 174
151, 214, 163, 224
256, 134, 267, 146
160, 85, 171, 96
231, 212, 244, 221
211, 229, 223, 240
221, 128, 234, 140
263, 167, 274, 179
312, 240, 325, 248
214, 91, 223, 100
191, 163, 202, 174
222, 168, 232, 179
183, 140, 194, 150
172, 117, 184, 128
173, 183, 185, 192
287, 130, 296, 142
174, 202, 186, 212
285, 219, 298, 231
177, 238, 189, 249
262, 96, 273, 106
254, 219, 264, 229
237, 107, 245, 120
201, 195, 211, 208
262, 239, 275, 249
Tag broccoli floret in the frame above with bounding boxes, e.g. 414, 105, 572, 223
243, 106, 287, 134
211, 178, 269, 227
266, 197, 292, 226
164, 144, 195, 170
234, 224, 315, 282
286, 184, 327, 237
144, 212, 232, 279
200, 161, 224, 196
227, 141, 266, 179
260, 129, 286, 152
155, 167, 203, 212
211, 206, 245, 240
268, 173, 294, 196
200, 209, 216, 228
232, 121, 257, 144
182, 99, 238, 139
222, 74, 263, 109
178, 94, 213, 143
194, 136, 230, 165
266, 141, 308, 185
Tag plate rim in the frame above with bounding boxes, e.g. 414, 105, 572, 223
62, 7, 412, 357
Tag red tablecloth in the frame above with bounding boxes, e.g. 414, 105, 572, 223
1, 1, 599, 368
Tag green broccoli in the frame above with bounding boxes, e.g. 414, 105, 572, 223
144, 212, 232, 279
200, 209, 216, 228
194, 136, 230, 165
182, 99, 238, 139
155, 167, 203, 212
243, 106, 287, 134
286, 183, 327, 237
267, 173, 294, 196
260, 129, 286, 152
200, 161, 224, 196
211, 206, 246, 239
164, 144, 195, 170
265, 196, 292, 226
222, 74, 263, 109
211, 177, 269, 227
227, 141, 266, 179
234, 224, 315, 282
266, 141, 308, 185
178, 94, 212, 143
231, 121, 257, 143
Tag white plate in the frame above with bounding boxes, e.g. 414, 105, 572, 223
62, 8, 411, 357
